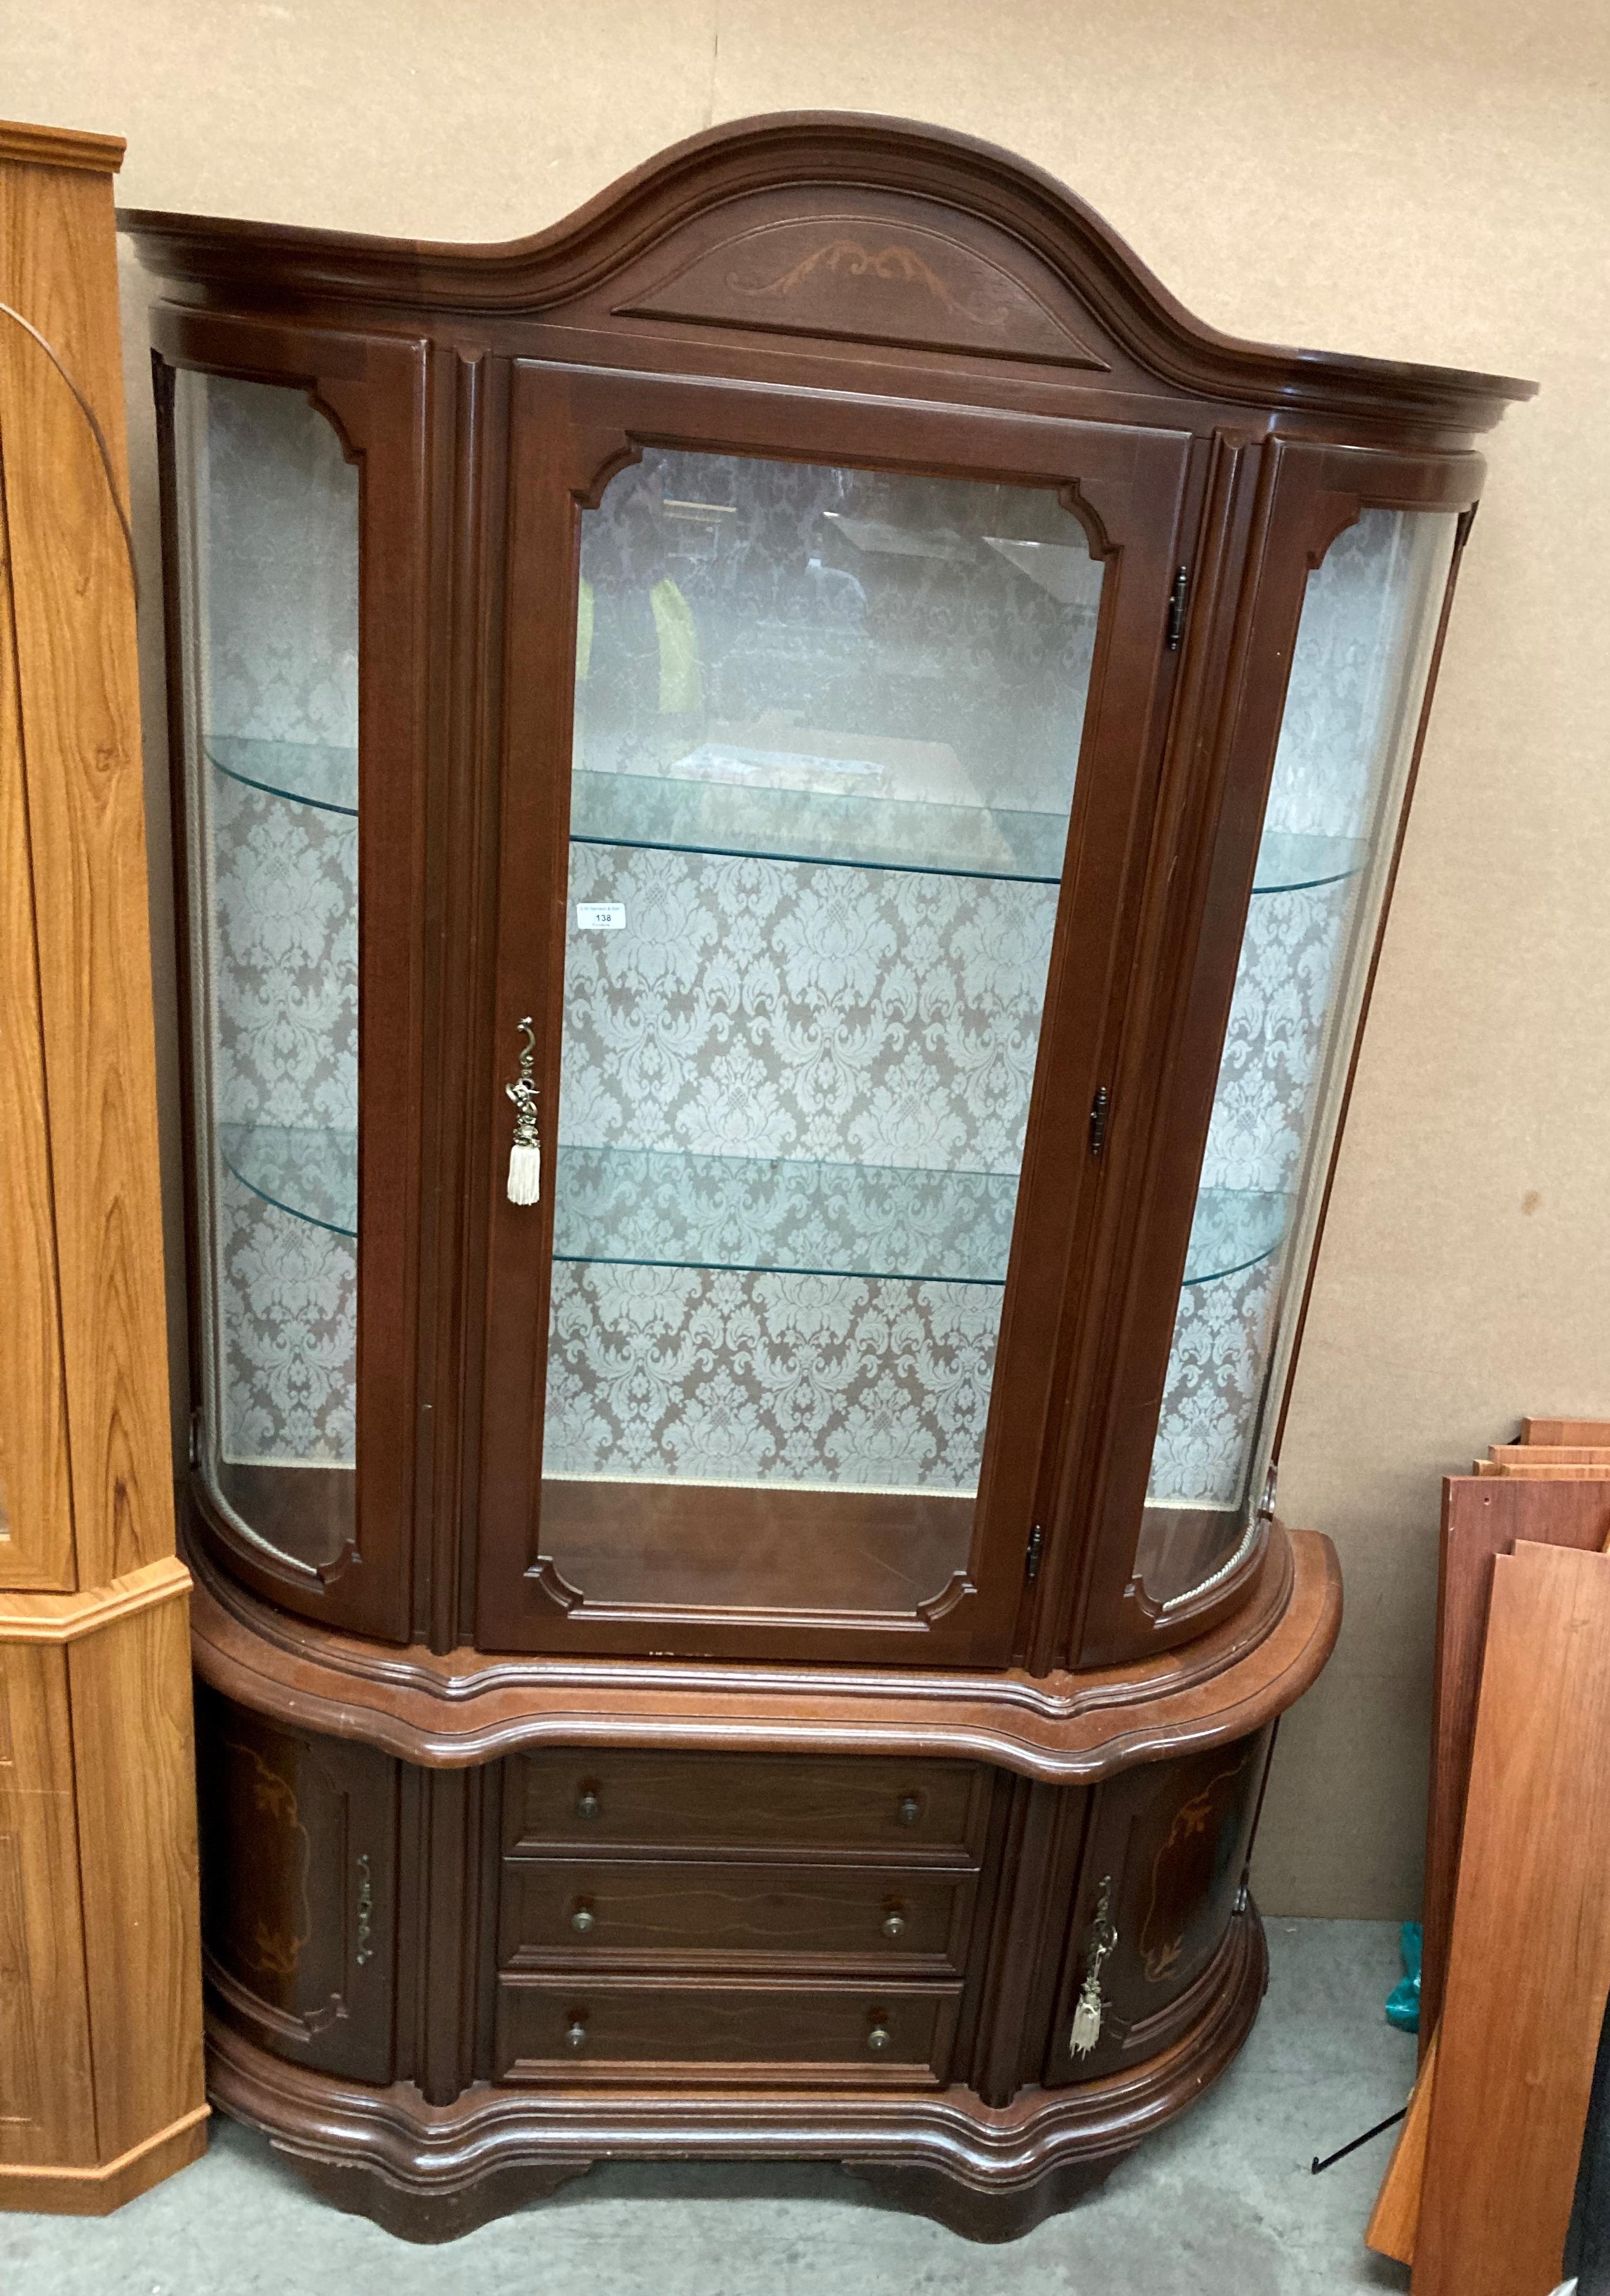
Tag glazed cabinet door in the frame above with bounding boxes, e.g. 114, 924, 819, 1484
1068, 439, 1480, 1667
155, 313, 429, 1640
475, 364, 1195, 1664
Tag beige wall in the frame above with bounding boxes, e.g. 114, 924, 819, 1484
9, 0, 1607, 1915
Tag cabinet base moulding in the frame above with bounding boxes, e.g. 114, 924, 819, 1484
0, 1559, 206, 2215
0, 2108, 211, 2219
205, 1904, 1267, 2244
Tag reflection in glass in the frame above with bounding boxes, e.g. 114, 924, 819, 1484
174, 373, 359, 1569
1142, 507, 1459, 1606
544, 451, 1105, 1607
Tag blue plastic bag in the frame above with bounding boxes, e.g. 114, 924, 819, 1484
1386, 1919, 1422, 2034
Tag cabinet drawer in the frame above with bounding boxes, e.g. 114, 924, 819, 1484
495, 1975, 960, 2084
500, 1858, 976, 1973
506, 1748, 987, 1860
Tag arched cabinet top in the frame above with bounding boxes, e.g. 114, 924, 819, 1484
122, 110, 1534, 447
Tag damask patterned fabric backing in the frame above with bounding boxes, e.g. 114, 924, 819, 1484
546, 448, 1101, 1499
195, 377, 360, 1470
545, 843, 1062, 1491
1146, 508, 1458, 1551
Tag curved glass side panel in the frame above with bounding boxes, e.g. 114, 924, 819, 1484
544, 450, 1104, 1616
172, 372, 359, 1571
1140, 507, 1459, 1608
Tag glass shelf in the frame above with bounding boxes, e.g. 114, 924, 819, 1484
572, 768, 1366, 894
1181, 1185, 1292, 1289
1252, 831, 1366, 894
219, 1123, 358, 1239
216, 1119, 1292, 1293
207, 735, 359, 817
571, 766, 1069, 883
552, 1146, 1020, 1286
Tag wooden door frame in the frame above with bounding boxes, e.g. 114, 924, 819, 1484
1063, 435, 1486, 1670
475, 359, 1199, 1666
152, 307, 432, 1643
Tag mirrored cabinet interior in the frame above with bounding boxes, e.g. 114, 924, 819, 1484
129, 112, 1531, 2241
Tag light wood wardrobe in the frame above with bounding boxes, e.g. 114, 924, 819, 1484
0, 117, 205, 2215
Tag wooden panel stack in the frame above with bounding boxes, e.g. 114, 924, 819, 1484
1366, 1416, 1610, 2288
0, 118, 205, 2215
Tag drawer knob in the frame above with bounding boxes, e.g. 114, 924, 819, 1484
867, 2022, 892, 2052
576, 1787, 602, 1821
881, 1907, 907, 1939
897, 1795, 921, 1826
565, 2017, 588, 2051
570, 1902, 596, 1935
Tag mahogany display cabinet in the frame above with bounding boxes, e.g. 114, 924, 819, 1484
125, 114, 1532, 2241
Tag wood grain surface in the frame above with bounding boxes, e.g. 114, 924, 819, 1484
1421, 1477, 1610, 2048
0, 458, 72, 1589
508, 1746, 988, 1860
498, 1857, 976, 1973
0, 1641, 95, 2166
1522, 1419, 1610, 1446
1415, 1543, 1610, 2296
186, 1515, 1340, 1782
0, 143, 173, 1589
494, 1972, 961, 2083
68, 1587, 204, 2161
1489, 1446, 1610, 1468
1475, 1460, 1610, 1479
1366, 2024, 1438, 2265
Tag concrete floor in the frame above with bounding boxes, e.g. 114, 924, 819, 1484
2, 1919, 1417, 2296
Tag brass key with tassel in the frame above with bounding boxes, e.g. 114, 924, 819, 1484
1069, 1875, 1118, 2059
505, 1017, 542, 1204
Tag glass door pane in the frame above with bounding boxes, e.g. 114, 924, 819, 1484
173, 372, 359, 1573
1138, 507, 1459, 1608
542, 450, 1104, 1615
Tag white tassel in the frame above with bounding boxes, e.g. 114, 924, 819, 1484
506, 1140, 542, 1206
1069, 1992, 1102, 2058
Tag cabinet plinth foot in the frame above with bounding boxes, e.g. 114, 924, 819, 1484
842, 2153, 1128, 2241
272, 2145, 594, 2245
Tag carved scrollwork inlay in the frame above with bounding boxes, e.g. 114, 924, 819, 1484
727, 238, 1014, 330
228, 1739, 314, 1979
618, 212, 1109, 367
1139, 1755, 1249, 1985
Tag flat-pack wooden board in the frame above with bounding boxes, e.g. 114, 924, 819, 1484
1489, 1447, 1610, 1468
1522, 1419, 1610, 1447
1419, 1476, 1610, 2048
1366, 2024, 1438, 2265
1414, 1542, 1610, 2296
1475, 1462, 1610, 1479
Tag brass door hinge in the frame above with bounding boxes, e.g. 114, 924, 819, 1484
1165, 565, 1189, 650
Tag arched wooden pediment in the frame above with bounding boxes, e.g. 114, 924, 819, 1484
122, 110, 1534, 439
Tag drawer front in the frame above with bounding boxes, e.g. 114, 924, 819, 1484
500, 1858, 976, 1973
507, 1748, 987, 1860
495, 1975, 960, 2084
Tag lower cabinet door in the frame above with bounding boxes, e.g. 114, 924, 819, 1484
1044, 1726, 1274, 2085
495, 1975, 961, 2084
195, 1683, 398, 2083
